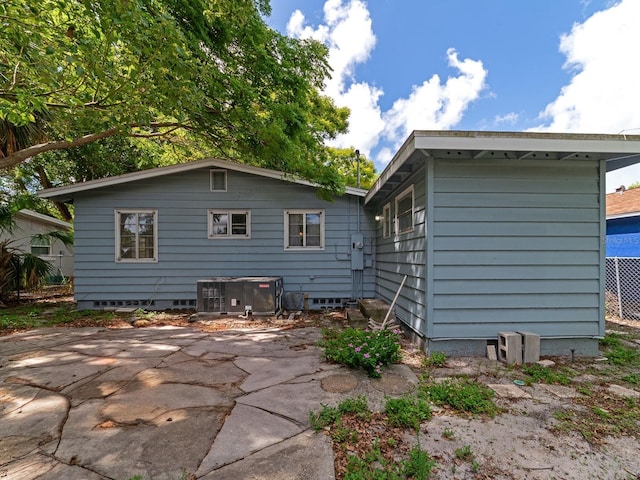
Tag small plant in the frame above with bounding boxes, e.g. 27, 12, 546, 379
521, 364, 572, 385
320, 327, 401, 377
338, 395, 371, 419
454, 445, 474, 462
622, 373, 639, 385
310, 396, 371, 431
420, 378, 497, 416
600, 333, 622, 348
332, 424, 359, 443
385, 395, 431, 430
471, 459, 481, 472
309, 404, 341, 431
605, 345, 639, 366
442, 427, 455, 440
424, 351, 446, 368
402, 445, 436, 478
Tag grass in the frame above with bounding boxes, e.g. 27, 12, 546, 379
520, 364, 573, 386
310, 396, 437, 479
552, 395, 640, 444
384, 396, 431, 431
419, 377, 497, 416
0, 301, 116, 332
423, 351, 446, 368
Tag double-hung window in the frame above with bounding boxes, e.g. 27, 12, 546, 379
208, 210, 250, 238
115, 209, 158, 262
284, 210, 324, 250
395, 186, 414, 235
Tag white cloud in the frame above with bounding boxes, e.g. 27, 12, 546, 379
536, 0, 640, 134
495, 112, 519, 126
287, 1, 487, 167
382, 49, 487, 149
532, 0, 640, 191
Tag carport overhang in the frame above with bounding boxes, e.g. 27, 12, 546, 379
365, 130, 640, 205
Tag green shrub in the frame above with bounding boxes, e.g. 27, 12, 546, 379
320, 327, 402, 378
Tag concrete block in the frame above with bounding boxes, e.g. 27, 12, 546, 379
518, 331, 540, 364
486, 345, 497, 361
498, 332, 522, 365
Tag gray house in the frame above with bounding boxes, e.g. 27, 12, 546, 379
40, 131, 640, 356
40, 159, 376, 312
365, 131, 640, 356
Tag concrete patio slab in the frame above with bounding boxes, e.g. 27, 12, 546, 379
199, 430, 335, 480
196, 403, 302, 475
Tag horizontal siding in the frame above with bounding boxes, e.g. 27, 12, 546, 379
72, 168, 375, 308
431, 158, 602, 339
372, 168, 427, 334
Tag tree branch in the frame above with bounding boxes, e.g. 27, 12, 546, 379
0, 122, 193, 170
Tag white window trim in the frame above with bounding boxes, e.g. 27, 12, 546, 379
382, 202, 391, 239
284, 209, 325, 251
395, 185, 414, 235
115, 209, 158, 263
208, 209, 251, 239
210, 169, 227, 192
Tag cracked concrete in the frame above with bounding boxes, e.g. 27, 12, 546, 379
0, 325, 417, 479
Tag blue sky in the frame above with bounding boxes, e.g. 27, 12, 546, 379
267, 0, 640, 191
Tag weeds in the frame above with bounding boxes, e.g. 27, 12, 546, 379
384, 396, 431, 430
0, 302, 115, 331
420, 378, 497, 416
605, 345, 639, 366
424, 351, 446, 368
442, 427, 455, 440
454, 445, 474, 461
521, 364, 573, 385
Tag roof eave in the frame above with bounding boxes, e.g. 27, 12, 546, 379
39, 158, 367, 201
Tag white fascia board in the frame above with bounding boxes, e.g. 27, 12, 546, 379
412, 131, 640, 156
17, 209, 72, 229
606, 211, 640, 220
39, 158, 366, 200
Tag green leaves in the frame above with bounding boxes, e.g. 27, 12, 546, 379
1, 0, 353, 195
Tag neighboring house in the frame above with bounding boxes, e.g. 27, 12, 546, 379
40, 131, 640, 356
605, 186, 640, 257
0, 209, 74, 280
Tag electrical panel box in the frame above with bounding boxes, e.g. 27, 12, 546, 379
197, 277, 283, 315
351, 233, 364, 271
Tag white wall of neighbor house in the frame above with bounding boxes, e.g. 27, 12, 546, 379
0, 212, 74, 279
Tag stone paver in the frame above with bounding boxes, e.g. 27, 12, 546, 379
488, 383, 532, 399
0, 325, 354, 479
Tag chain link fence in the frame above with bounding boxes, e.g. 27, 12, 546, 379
606, 257, 640, 321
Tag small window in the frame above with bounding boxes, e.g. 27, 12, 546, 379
210, 169, 227, 191
31, 236, 51, 255
208, 210, 250, 238
395, 186, 414, 234
115, 209, 158, 262
284, 210, 324, 250
382, 203, 391, 238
